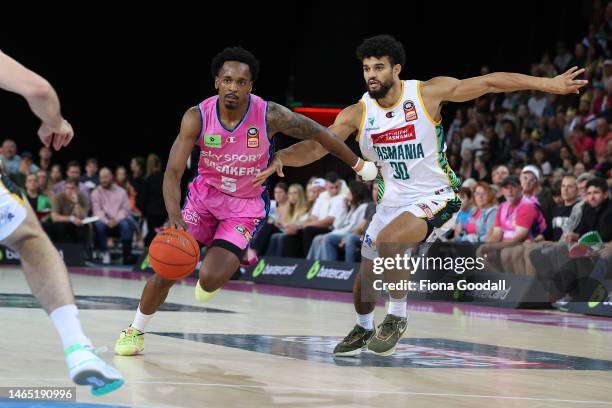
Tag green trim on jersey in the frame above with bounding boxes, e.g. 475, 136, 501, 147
376, 173, 385, 204
435, 125, 462, 191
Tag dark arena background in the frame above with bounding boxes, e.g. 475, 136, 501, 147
1, 2, 611, 407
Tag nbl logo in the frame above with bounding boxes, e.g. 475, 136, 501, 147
403, 100, 417, 122
247, 126, 259, 148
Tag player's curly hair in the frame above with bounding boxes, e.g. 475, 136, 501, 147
211, 46, 259, 81
356, 34, 406, 67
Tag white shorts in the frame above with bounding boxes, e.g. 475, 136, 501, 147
361, 194, 461, 260
0, 174, 28, 242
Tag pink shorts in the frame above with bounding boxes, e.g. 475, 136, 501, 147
181, 180, 268, 252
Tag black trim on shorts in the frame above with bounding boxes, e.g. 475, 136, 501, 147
210, 239, 245, 260
419, 196, 462, 243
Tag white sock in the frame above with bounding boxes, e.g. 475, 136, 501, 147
356, 312, 374, 330
49, 304, 92, 349
387, 297, 407, 318
131, 305, 154, 333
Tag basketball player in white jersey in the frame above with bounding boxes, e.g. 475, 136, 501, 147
254, 35, 587, 356
0, 50, 123, 394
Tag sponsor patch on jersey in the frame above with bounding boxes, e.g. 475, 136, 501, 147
416, 203, 434, 220
204, 134, 222, 148
228, 136, 236, 143
386, 111, 395, 118
371, 124, 416, 144
403, 100, 418, 122
247, 127, 259, 148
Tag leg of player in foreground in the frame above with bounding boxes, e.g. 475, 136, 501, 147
1, 180, 123, 394
0, 50, 123, 395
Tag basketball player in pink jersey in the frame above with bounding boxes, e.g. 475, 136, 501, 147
115, 47, 377, 355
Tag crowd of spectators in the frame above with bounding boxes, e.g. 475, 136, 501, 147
1, 3, 610, 308
0, 141, 166, 265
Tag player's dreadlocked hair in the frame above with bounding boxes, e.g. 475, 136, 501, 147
211, 46, 260, 81
356, 35, 406, 67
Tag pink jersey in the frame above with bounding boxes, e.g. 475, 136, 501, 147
196, 94, 272, 198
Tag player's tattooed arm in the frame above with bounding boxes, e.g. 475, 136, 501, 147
253, 103, 364, 186
266, 101, 360, 168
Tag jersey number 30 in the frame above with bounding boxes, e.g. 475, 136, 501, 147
390, 162, 410, 180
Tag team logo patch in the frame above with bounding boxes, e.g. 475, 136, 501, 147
416, 203, 434, 220
371, 124, 416, 144
182, 208, 201, 226
235, 225, 252, 241
386, 111, 396, 118
364, 233, 376, 249
204, 134, 222, 148
247, 127, 259, 148
403, 100, 418, 122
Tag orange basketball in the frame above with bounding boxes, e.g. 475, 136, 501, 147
148, 228, 200, 280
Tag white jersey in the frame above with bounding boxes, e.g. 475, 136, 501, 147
357, 80, 461, 206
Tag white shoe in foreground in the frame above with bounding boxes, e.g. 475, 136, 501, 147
65, 344, 124, 396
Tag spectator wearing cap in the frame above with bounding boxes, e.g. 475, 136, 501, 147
481, 175, 546, 275
521, 165, 554, 240
594, 118, 612, 162
309, 177, 326, 192
302, 171, 348, 255
487, 175, 546, 244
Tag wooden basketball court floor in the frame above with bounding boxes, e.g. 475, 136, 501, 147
1, 265, 611, 408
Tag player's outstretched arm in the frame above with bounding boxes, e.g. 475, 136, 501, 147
253, 103, 368, 186
0, 50, 73, 151
421, 67, 588, 117
163, 107, 200, 230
